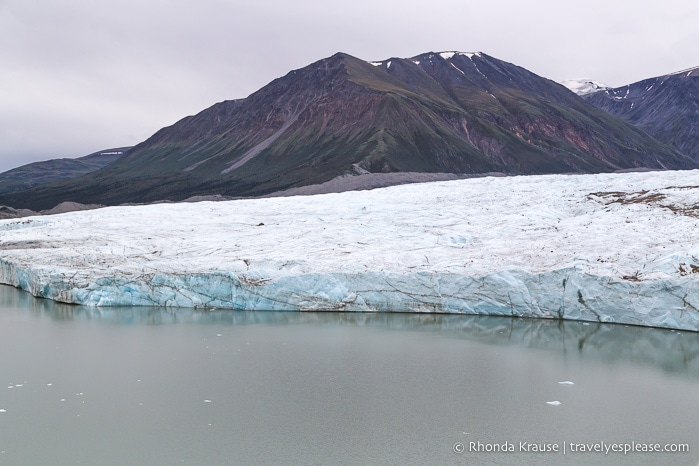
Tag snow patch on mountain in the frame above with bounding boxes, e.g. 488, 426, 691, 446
561, 79, 611, 96
437, 51, 481, 60
1, 171, 698, 331
450, 63, 466, 75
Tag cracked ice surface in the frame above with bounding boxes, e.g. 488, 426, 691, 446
0, 170, 698, 331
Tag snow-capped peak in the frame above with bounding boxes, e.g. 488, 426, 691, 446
367, 51, 483, 68
438, 51, 481, 60
561, 79, 610, 96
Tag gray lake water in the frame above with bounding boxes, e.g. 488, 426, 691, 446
0, 284, 697, 465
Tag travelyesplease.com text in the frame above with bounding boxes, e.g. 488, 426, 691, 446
453, 440, 689, 455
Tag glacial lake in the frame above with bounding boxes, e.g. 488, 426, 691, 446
0, 284, 697, 465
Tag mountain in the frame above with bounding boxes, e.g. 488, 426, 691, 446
0, 147, 128, 195
583, 67, 699, 162
1, 52, 694, 211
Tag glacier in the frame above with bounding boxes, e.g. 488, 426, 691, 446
0, 170, 698, 331
561, 78, 611, 96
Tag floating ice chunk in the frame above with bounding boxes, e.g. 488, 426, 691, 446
558, 381, 575, 385
546, 401, 562, 406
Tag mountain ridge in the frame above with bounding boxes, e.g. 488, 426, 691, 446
583, 66, 698, 162
0, 147, 129, 196
0, 51, 694, 211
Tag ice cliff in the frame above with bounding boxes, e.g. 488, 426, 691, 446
1, 170, 698, 331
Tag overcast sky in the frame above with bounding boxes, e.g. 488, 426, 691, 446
1, 0, 697, 172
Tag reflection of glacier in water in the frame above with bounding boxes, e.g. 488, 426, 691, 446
5, 285, 697, 378
2, 284, 698, 466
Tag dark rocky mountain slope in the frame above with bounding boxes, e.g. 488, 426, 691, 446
2, 52, 694, 210
0, 147, 128, 195
584, 66, 698, 162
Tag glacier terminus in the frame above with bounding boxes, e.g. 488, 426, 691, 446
1, 170, 698, 331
